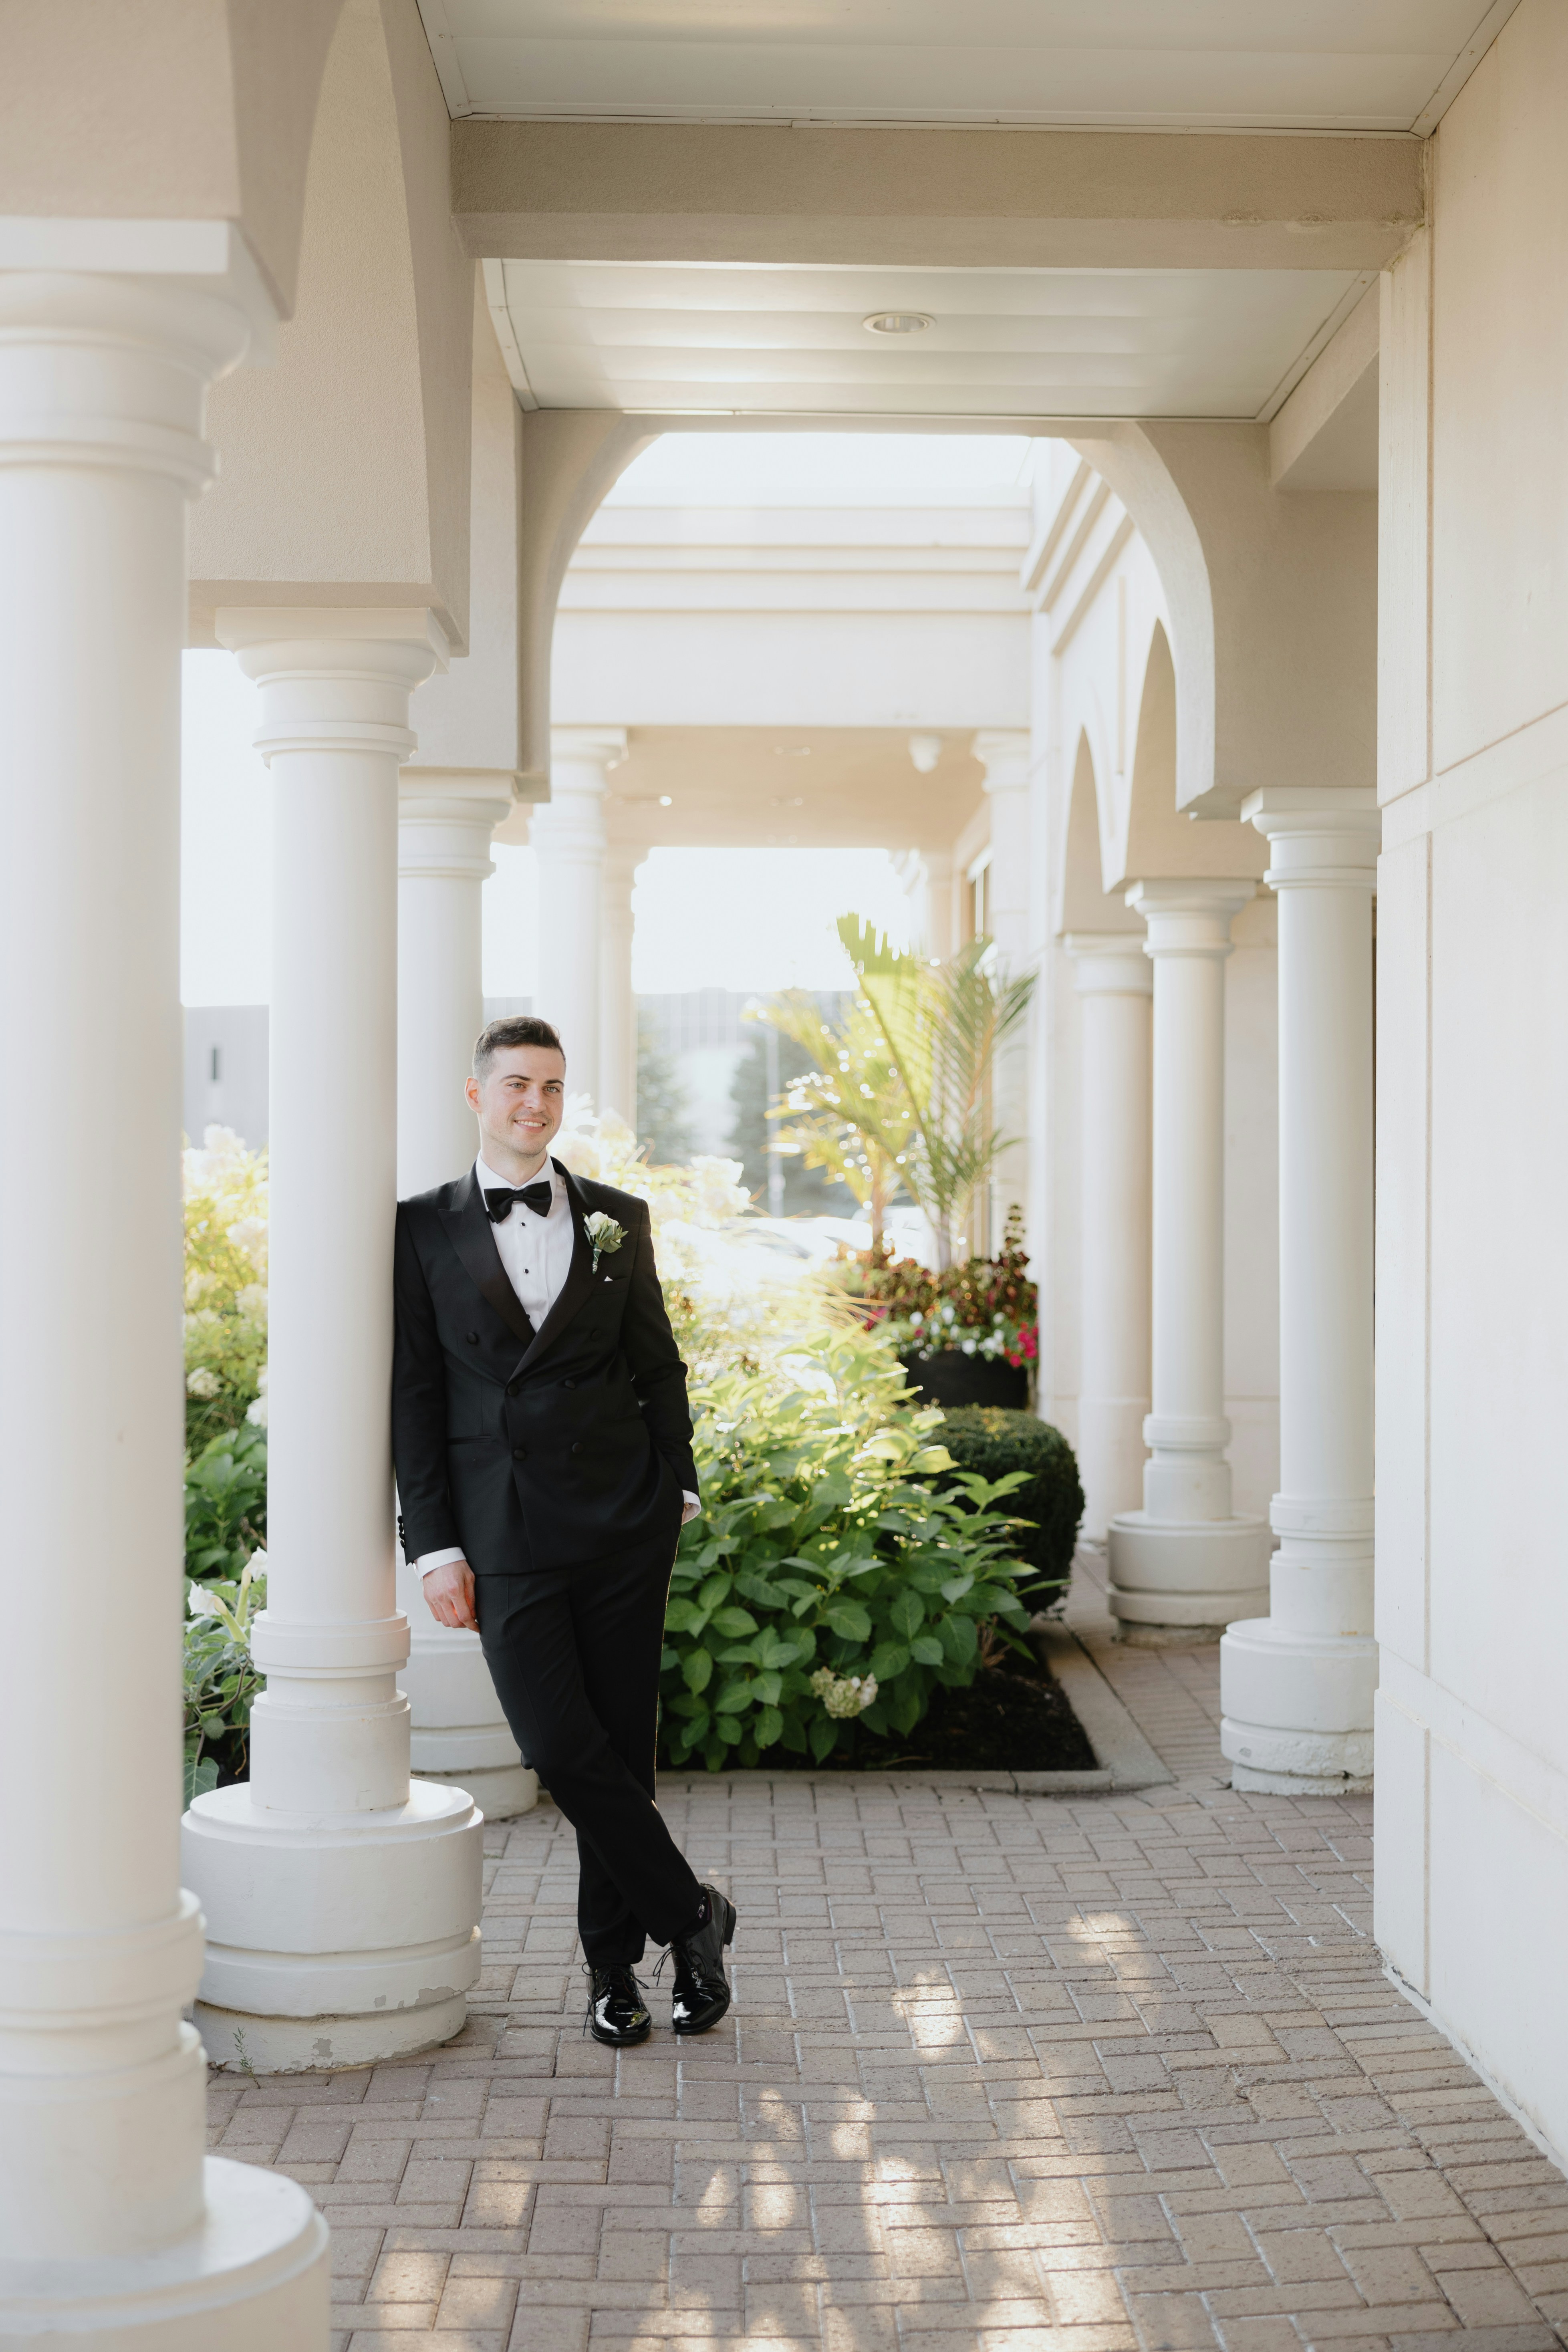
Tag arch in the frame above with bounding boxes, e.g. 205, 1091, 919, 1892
1065, 427, 1216, 813
191, 0, 473, 647
1120, 623, 1263, 888
1056, 731, 1143, 936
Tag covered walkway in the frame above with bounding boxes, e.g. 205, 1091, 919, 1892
211, 1609, 1566, 2352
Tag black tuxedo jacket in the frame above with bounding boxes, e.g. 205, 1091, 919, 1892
392, 1161, 697, 1575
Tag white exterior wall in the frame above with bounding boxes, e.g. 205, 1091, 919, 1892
1374, 0, 1568, 2162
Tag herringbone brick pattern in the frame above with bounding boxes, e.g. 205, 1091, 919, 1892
207, 1645, 1568, 2352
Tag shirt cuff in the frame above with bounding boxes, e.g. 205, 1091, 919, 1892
681, 1491, 700, 1513
417, 1547, 467, 1576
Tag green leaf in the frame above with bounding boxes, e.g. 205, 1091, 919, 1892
711, 1606, 758, 1638
713, 1678, 754, 1716
889, 1589, 924, 1640
822, 1600, 872, 1641
752, 1670, 783, 1706
941, 1612, 978, 1666
663, 1598, 703, 1633
697, 1573, 734, 1613
754, 1705, 784, 1749
869, 1642, 910, 1682
910, 1635, 944, 1666
682, 1649, 713, 1695
808, 1714, 838, 1762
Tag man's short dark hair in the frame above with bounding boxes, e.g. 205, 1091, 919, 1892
473, 1015, 564, 1078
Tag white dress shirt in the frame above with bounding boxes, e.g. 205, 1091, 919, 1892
417, 1156, 696, 1576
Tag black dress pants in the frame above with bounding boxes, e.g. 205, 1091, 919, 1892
474, 1531, 702, 1966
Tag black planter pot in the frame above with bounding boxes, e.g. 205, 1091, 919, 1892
899, 1348, 1029, 1411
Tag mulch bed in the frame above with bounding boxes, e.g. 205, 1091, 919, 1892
669, 1646, 1098, 1775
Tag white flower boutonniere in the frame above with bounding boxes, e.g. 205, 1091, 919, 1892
584, 1210, 627, 1276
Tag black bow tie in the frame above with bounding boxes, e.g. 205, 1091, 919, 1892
484, 1180, 553, 1223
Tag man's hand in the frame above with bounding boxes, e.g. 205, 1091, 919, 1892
424, 1557, 478, 1631
681, 1493, 701, 1527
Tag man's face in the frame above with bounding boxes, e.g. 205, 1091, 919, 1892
466, 1045, 566, 1169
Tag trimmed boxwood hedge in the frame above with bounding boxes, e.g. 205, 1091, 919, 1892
936, 1407, 1084, 1610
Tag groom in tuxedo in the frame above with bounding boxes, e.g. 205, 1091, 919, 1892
392, 1014, 736, 2045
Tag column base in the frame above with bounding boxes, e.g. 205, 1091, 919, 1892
193, 1993, 470, 2077
1106, 1510, 1271, 1632
411, 1755, 538, 1820
0, 2159, 328, 2349
404, 1631, 536, 1819
182, 1777, 484, 2074
1220, 1616, 1377, 1793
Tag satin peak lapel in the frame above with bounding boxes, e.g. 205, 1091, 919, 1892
438, 1167, 535, 1348
516, 1165, 597, 1372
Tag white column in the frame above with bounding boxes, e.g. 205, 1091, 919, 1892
532, 726, 625, 1102
973, 730, 1034, 1250
397, 768, 515, 1193
1108, 881, 1271, 1634
599, 843, 642, 1126
894, 848, 958, 963
183, 610, 484, 2074
1065, 937, 1153, 1541
395, 766, 538, 1820
1221, 792, 1380, 1792
0, 257, 327, 2339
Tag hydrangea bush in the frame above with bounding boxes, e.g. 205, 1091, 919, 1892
659, 1327, 1037, 1770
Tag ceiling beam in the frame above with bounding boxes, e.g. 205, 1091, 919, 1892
452, 121, 1424, 274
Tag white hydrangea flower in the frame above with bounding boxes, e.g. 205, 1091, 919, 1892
245, 1368, 269, 1427
810, 1667, 880, 1720
185, 1366, 221, 1399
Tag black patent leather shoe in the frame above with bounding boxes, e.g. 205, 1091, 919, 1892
667, 1884, 737, 2036
584, 1963, 651, 2047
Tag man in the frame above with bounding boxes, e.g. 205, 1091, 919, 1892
392, 1014, 735, 2047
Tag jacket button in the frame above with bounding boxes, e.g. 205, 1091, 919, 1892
506, 1378, 522, 1396
561, 1377, 578, 1390
570, 1441, 583, 1456
464, 1331, 480, 1344
511, 1444, 528, 1461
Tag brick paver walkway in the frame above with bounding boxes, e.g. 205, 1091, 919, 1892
208, 1617, 1568, 2352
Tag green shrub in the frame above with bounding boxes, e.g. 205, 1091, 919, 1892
659, 1331, 1036, 1770
183, 1561, 266, 1802
185, 1424, 267, 1585
935, 1407, 1083, 1610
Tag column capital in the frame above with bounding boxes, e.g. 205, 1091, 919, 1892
216, 608, 449, 765
1241, 788, 1381, 892
971, 728, 1031, 793
0, 250, 262, 493
549, 725, 629, 784
1126, 877, 1256, 957
1064, 932, 1154, 996
398, 766, 518, 825
398, 768, 516, 883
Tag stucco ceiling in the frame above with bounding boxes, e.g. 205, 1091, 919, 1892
419, 0, 1516, 133
488, 258, 1370, 421
494, 727, 985, 852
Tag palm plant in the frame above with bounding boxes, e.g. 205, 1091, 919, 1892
766, 992, 915, 1253
838, 916, 1035, 1270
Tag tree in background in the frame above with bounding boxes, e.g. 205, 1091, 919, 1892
635, 1012, 696, 1164
767, 990, 915, 1254
839, 917, 1035, 1270
728, 1016, 847, 1215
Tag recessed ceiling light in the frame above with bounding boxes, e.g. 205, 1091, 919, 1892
658, 794, 672, 806
863, 311, 933, 336
774, 744, 813, 757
